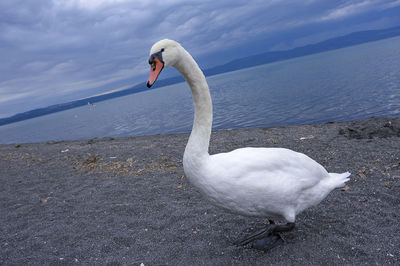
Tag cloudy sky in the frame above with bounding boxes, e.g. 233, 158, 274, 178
1, 0, 400, 118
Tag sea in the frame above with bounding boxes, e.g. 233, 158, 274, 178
1, 37, 399, 144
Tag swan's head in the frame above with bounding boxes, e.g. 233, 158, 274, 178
146, 39, 182, 88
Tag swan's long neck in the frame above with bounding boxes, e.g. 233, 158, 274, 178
175, 49, 212, 160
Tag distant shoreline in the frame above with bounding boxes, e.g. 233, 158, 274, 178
1, 26, 400, 127
1, 115, 399, 145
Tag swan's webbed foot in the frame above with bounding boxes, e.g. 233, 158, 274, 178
252, 233, 284, 251
235, 221, 295, 251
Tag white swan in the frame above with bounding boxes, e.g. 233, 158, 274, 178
146, 39, 350, 250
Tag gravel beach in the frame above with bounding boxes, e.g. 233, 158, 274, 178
1, 116, 399, 265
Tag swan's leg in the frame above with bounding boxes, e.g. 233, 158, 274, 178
235, 224, 275, 246
235, 222, 295, 250
235, 220, 277, 246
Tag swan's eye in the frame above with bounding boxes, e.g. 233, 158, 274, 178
161, 48, 165, 52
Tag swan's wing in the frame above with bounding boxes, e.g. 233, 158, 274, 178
208, 147, 328, 193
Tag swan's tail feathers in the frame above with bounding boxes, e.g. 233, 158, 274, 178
328, 172, 351, 188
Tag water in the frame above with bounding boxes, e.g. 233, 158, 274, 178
1, 37, 400, 144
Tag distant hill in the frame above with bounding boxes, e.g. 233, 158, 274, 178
203, 26, 400, 76
1, 26, 400, 126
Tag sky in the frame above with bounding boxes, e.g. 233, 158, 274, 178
1, 0, 400, 118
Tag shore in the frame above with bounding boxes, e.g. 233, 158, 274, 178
1, 117, 399, 265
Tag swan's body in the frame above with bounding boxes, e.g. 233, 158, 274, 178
147, 39, 350, 248
185, 146, 349, 222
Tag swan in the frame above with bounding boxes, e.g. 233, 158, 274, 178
146, 39, 350, 250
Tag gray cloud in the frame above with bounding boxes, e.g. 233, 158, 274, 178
1, 0, 400, 117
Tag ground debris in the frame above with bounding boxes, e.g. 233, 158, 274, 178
41, 197, 50, 204
299, 135, 314, 140
338, 117, 400, 139
341, 185, 350, 191
73, 154, 138, 176
82, 154, 101, 165
71, 153, 179, 176
358, 170, 367, 178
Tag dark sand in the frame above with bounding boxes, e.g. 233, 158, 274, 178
1, 117, 399, 265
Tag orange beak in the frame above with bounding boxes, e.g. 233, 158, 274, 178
146, 58, 164, 88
